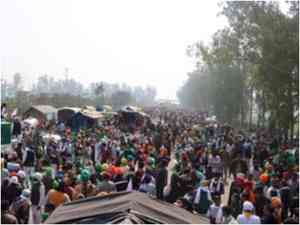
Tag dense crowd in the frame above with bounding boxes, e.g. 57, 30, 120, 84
1, 106, 299, 224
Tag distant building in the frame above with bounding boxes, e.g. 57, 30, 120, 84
23, 105, 57, 121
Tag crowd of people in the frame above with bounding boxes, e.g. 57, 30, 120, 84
1, 106, 299, 224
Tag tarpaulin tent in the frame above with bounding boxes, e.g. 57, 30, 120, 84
119, 106, 149, 122
57, 107, 81, 123
69, 109, 104, 131
46, 191, 208, 224
23, 105, 57, 121
98, 105, 117, 119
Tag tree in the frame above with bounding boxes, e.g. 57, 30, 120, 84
94, 82, 105, 105
111, 90, 133, 109
1, 79, 8, 101
180, 1, 298, 133
177, 69, 212, 111
221, 1, 298, 135
13, 73, 23, 93
132, 85, 157, 106
177, 64, 243, 124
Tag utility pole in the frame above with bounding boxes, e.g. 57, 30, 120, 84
65, 67, 69, 80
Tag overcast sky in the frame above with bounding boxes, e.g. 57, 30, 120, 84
0, 0, 228, 100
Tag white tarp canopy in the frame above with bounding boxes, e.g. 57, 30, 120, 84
103, 105, 113, 112
80, 109, 104, 120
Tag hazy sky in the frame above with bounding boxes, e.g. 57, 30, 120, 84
0, 0, 228, 100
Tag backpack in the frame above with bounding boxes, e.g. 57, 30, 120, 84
31, 182, 41, 206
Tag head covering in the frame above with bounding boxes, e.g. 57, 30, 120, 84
52, 179, 59, 189
127, 155, 134, 161
196, 170, 204, 180
10, 176, 19, 184
33, 172, 43, 182
121, 158, 128, 167
80, 169, 90, 182
148, 157, 155, 165
95, 164, 103, 173
259, 173, 269, 184
271, 197, 282, 208
243, 201, 254, 211
10, 171, 17, 177
41, 213, 49, 222
201, 180, 209, 187
237, 173, 245, 178
17, 170, 26, 179
21, 189, 31, 198
143, 175, 152, 184
102, 163, 109, 171
44, 167, 53, 177
114, 167, 123, 176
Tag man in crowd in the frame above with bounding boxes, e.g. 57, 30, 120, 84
1, 107, 299, 224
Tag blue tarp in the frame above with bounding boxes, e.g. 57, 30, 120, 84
69, 112, 97, 131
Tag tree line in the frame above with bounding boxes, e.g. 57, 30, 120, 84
177, 1, 299, 138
